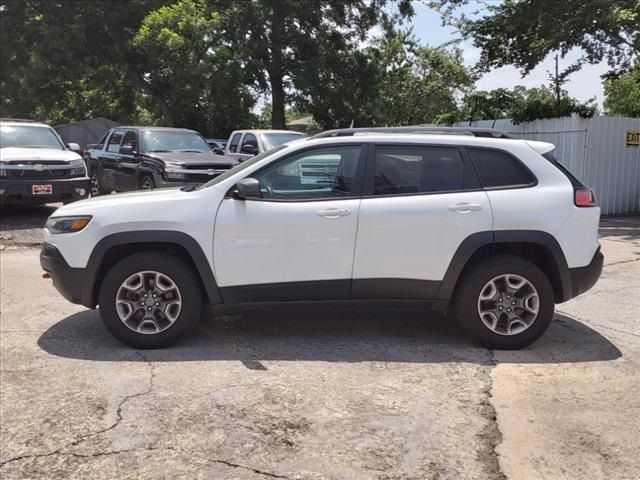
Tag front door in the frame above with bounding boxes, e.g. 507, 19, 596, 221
213, 144, 366, 302
99, 130, 125, 191
352, 144, 492, 299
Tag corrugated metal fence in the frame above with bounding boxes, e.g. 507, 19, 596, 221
453, 115, 640, 215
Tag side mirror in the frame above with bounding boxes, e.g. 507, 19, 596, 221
119, 144, 135, 155
67, 143, 81, 152
235, 177, 261, 199
214, 148, 224, 155
240, 144, 259, 155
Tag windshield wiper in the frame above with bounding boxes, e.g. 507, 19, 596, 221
147, 149, 172, 153
178, 149, 205, 153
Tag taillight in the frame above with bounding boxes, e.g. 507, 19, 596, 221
575, 187, 598, 207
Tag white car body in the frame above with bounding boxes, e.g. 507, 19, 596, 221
41, 130, 603, 348
48, 134, 599, 275
0, 121, 89, 205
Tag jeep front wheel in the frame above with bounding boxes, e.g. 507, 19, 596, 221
98, 252, 202, 348
454, 255, 554, 349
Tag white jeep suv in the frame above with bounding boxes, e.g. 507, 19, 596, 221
40, 127, 603, 349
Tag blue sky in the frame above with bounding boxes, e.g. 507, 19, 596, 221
406, 1, 607, 106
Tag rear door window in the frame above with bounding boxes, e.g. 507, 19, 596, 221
229, 133, 241, 153
372, 146, 479, 195
469, 148, 535, 188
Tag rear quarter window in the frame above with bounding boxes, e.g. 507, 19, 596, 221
469, 148, 535, 188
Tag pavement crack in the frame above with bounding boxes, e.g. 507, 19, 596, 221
477, 350, 507, 480
209, 458, 292, 479
0, 352, 157, 469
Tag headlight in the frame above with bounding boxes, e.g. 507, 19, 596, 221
69, 159, 86, 177
45, 216, 92, 234
164, 164, 185, 180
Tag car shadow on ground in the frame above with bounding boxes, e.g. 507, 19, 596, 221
38, 303, 621, 366
0, 204, 59, 231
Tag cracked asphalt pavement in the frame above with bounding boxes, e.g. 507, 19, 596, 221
1, 219, 639, 479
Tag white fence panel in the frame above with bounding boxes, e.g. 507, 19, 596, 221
453, 115, 640, 214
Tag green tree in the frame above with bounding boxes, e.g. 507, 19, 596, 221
221, 0, 414, 129
433, 0, 639, 75
132, 0, 256, 135
298, 29, 473, 129
603, 63, 640, 117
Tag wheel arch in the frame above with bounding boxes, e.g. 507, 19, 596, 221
82, 231, 221, 308
438, 230, 572, 303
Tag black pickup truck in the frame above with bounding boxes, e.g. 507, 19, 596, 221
85, 126, 240, 194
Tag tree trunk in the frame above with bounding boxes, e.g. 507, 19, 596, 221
269, 3, 286, 129
130, 72, 174, 127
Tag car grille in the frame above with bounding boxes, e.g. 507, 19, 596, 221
5, 161, 74, 179
182, 164, 233, 182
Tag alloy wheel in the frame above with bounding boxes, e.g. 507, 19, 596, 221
477, 274, 539, 336
115, 270, 182, 334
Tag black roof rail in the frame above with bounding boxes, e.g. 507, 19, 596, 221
311, 126, 513, 139
0, 118, 39, 123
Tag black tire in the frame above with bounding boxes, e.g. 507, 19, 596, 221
90, 168, 108, 196
98, 252, 203, 348
454, 255, 554, 350
139, 174, 155, 190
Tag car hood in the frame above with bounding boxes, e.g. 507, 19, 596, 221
0, 147, 82, 163
145, 151, 239, 166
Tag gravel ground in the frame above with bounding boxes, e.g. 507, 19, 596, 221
0, 219, 639, 479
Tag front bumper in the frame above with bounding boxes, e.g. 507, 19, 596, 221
40, 243, 88, 306
568, 247, 604, 299
0, 177, 90, 206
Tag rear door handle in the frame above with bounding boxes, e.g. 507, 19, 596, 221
317, 208, 350, 218
448, 203, 482, 213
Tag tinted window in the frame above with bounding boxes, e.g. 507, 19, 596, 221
254, 145, 362, 199
470, 148, 535, 188
229, 133, 241, 152
373, 146, 479, 195
121, 131, 138, 152
107, 131, 124, 153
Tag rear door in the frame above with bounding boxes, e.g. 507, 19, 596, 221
352, 143, 492, 299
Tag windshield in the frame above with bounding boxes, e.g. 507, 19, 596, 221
0, 125, 64, 150
198, 145, 288, 189
141, 131, 211, 153
262, 132, 306, 150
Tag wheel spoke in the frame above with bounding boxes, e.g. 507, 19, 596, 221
115, 270, 182, 335
477, 273, 539, 336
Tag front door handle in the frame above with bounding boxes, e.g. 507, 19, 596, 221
317, 208, 350, 218
449, 203, 482, 213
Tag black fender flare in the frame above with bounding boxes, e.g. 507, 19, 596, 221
437, 230, 571, 302
82, 231, 221, 307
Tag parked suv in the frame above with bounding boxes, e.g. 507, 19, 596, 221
0, 120, 90, 206
41, 128, 603, 349
85, 126, 239, 194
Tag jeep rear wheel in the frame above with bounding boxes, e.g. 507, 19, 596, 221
98, 252, 202, 348
454, 255, 554, 349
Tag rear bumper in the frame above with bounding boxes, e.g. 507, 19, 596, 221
40, 243, 90, 307
568, 247, 603, 299
0, 177, 90, 205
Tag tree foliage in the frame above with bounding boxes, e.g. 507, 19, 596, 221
603, 63, 640, 117
433, 0, 640, 76
437, 86, 597, 125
